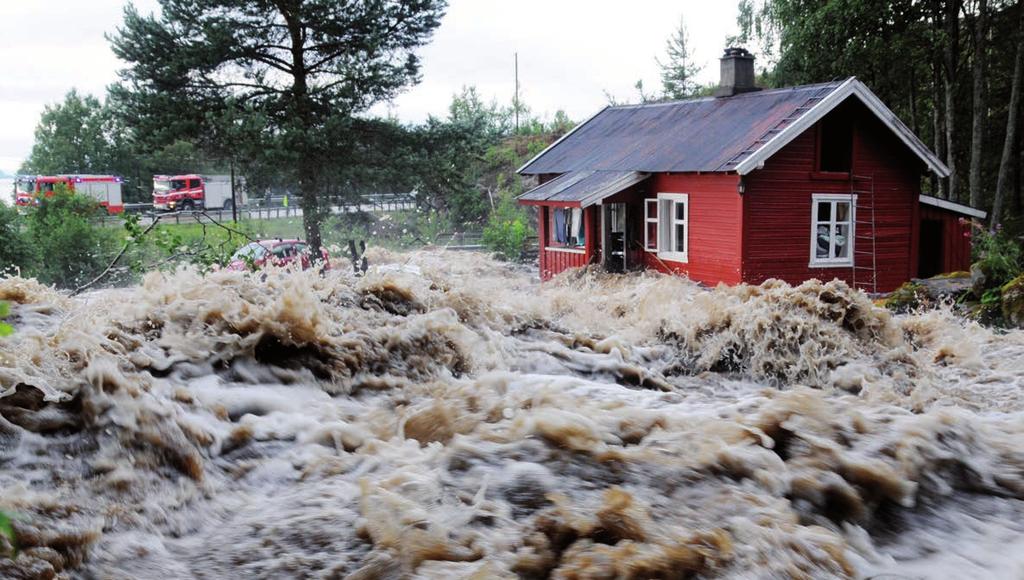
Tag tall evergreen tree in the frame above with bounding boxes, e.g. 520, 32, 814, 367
658, 16, 702, 100
110, 0, 446, 253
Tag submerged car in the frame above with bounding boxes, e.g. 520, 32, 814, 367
226, 239, 330, 271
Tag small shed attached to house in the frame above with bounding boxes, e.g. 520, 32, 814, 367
518, 48, 984, 293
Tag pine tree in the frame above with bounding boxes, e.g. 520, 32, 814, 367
110, 0, 446, 253
658, 16, 703, 100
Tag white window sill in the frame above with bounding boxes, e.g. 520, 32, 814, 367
658, 251, 688, 263
545, 246, 586, 254
808, 261, 853, 268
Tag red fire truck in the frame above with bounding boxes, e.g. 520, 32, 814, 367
13, 175, 125, 214
152, 174, 244, 211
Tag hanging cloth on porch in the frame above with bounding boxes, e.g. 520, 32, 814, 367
570, 208, 583, 245
553, 208, 568, 244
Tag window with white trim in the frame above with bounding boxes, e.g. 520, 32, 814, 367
547, 207, 585, 248
647, 193, 688, 262
644, 199, 659, 251
810, 194, 855, 266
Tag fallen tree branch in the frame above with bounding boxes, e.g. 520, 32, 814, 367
71, 215, 164, 296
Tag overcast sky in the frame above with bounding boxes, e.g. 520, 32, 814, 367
0, 0, 740, 175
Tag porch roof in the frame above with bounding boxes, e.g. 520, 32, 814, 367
919, 194, 987, 219
517, 170, 648, 207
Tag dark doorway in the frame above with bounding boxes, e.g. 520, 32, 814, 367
602, 203, 627, 272
918, 219, 944, 278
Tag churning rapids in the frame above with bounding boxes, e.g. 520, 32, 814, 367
1, 249, 1023, 580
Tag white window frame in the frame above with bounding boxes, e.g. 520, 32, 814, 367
644, 198, 659, 252
656, 192, 688, 263
809, 193, 856, 267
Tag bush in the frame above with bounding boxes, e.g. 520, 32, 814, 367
0, 203, 33, 276
0, 301, 12, 337
482, 190, 529, 261
23, 186, 117, 289
970, 220, 1024, 289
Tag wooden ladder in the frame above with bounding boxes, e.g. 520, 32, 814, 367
850, 174, 877, 294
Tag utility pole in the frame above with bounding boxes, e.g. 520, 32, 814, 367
514, 52, 519, 134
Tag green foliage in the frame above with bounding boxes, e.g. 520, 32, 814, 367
0, 301, 12, 338
0, 203, 33, 277
483, 190, 530, 261
0, 509, 15, 558
409, 87, 574, 226
971, 221, 1023, 288
19, 89, 128, 176
22, 185, 118, 289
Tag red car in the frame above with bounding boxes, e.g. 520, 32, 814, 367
227, 239, 330, 271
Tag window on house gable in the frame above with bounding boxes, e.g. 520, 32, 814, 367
547, 207, 585, 248
810, 194, 854, 266
819, 114, 853, 173
648, 193, 688, 262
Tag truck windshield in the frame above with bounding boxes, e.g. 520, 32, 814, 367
15, 179, 35, 194
154, 179, 187, 193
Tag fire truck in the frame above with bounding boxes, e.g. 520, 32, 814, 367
152, 174, 245, 211
13, 175, 125, 214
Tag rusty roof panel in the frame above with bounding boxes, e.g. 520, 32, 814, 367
518, 170, 647, 206
519, 82, 843, 175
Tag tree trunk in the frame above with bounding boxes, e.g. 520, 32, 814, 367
910, 65, 920, 137
944, 0, 962, 202
281, 3, 324, 257
992, 0, 1024, 228
1016, 119, 1023, 212
969, 0, 988, 208
933, 62, 947, 198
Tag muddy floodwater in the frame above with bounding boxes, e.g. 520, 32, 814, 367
1, 249, 1023, 579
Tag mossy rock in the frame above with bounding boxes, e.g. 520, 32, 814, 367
883, 282, 928, 313
1001, 274, 1024, 328
934, 270, 970, 280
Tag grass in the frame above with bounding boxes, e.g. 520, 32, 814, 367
126, 210, 459, 268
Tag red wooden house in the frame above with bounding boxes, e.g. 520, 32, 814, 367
517, 48, 985, 293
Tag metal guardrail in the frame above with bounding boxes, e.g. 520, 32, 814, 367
101, 195, 418, 225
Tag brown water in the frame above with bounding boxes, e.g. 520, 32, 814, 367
1, 249, 1023, 579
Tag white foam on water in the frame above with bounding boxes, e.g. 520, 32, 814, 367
1, 249, 1023, 578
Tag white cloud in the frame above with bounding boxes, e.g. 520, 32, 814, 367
0, 0, 741, 174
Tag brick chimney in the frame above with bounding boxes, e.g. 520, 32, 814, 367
714, 47, 761, 97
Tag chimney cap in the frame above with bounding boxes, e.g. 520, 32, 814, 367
722, 47, 754, 59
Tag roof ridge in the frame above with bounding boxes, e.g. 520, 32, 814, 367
605, 80, 846, 110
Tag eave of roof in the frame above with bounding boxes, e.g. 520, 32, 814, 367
517, 170, 648, 207
919, 194, 986, 219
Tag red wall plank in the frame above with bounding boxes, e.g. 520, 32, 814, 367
640, 173, 743, 285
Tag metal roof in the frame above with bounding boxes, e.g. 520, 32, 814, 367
919, 194, 987, 219
518, 78, 949, 178
518, 170, 648, 207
